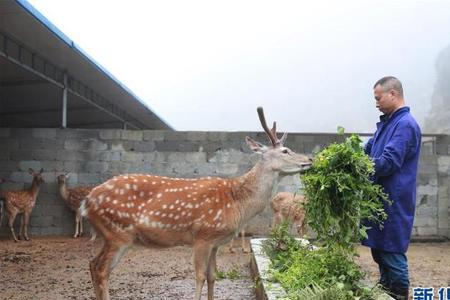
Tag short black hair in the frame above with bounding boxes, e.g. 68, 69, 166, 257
373, 76, 403, 97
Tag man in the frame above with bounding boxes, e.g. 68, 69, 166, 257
363, 76, 421, 300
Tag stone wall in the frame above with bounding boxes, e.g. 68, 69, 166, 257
0, 128, 448, 240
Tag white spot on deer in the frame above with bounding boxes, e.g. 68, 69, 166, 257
194, 204, 199, 208
143, 179, 148, 183
208, 209, 213, 214
169, 204, 175, 210
226, 203, 231, 208
120, 189, 125, 195
133, 185, 138, 191
152, 181, 157, 185
157, 193, 162, 198
106, 184, 114, 190
99, 209, 104, 215
186, 203, 193, 209
113, 200, 118, 205
168, 213, 173, 218
161, 213, 167, 218
162, 204, 167, 209
181, 211, 186, 216
174, 215, 180, 220
155, 211, 161, 216
139, 191, 145, 198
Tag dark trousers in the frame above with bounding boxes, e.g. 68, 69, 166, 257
371, 248, 409, 298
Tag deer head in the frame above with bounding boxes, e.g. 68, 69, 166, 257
245, 107, 311, 175
29, 168, 45, 185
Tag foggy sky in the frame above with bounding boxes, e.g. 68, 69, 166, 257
28, 0, 450, 133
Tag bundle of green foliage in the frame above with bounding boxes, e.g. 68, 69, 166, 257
301, 133, 390, 249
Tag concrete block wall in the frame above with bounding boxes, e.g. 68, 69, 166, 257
0, 128, 448, 239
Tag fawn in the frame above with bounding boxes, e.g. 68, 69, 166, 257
81, 107, 312, 300
229, 192, 308, 253
0, 168, 44, 242
57, 173, 95, 238
271, 192, 307, 236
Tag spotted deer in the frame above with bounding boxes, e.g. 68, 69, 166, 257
271, 192, 308, 236
0, 168, 44, 242
57, 173, 95, 238
82, 107, 312, 300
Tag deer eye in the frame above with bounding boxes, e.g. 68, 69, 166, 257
282, 149, 288, 154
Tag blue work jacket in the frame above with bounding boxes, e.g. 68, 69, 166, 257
362, 106, 421, 253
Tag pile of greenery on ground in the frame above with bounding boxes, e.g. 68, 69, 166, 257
263, 222, 385, 299
262, 133, 391, 299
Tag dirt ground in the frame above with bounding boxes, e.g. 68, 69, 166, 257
0, 236, 449, 300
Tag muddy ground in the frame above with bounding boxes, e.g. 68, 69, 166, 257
0, 236, 449, 300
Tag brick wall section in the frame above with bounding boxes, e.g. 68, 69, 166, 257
0, 128, 448, 239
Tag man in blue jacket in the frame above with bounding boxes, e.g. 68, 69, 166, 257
363, 76, 421, 300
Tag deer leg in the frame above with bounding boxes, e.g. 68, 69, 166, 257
8, 211, 19, 242
74, 214, 80, 238
240, 230, 250, 253
79, 214, 84, 237
89, 242, 124, 300
18, 214, 25, 240
23, 211, 31, 241
206, 247, 218, 300
193, 241, 214, 300
228, 237, 235, 253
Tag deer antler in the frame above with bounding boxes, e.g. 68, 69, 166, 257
257, 107, 280, 147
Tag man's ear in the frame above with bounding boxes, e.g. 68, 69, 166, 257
245, 136, 267, 153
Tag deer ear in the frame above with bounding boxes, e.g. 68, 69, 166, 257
65, 173, 71, 179
279, 132, 288, 146
39, 168, 44, 174
245, 136, 267, 153
28, 168, 34, 175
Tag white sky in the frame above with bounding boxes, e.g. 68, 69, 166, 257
27, 0, 450, 132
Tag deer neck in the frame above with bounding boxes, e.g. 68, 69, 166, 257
59, 183, 69, 200
234, 161, 280, 225
30, 178, 42, 198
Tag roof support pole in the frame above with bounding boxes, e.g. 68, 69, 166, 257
62, 72, 68, 128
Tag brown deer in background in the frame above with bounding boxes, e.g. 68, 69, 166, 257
0, 168, 45, 242
271, 192, 308, 236
229, 192, 308, 253
57, 173, 95, 238
82, 107, 312, 300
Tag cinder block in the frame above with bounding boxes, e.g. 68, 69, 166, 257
187, 131, 208, 141
185, 152, 207, 163
155, 140, 180, 151
132, 141, 155, 152
215, 163, 240, 176
164, 131, 187, 141
121, 130, 143, 141
177, 141, 200, 152
208, 132, 229, 142
33, 150, 57, 161
0, 139, 20, 150
194, 163, 217, 176
0, 160, 19, 171
143, 130, 165, 141
84, 161, 109, 173
57, 129, 99, 139
18, 161, 42, 172
78, 173, 101, 184
121, 152, 144, 162
32, 128, 57, 139
99, 151, 121, 162
417, 226, 438, 236
99, 129, 122, 140
0, 128, 10, 138
41, 161, 65, 172
56, 150, 84, 161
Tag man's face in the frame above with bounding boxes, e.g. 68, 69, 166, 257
374, 84, 395, 115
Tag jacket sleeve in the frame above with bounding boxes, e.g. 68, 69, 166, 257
364, 137, 374, 155
373, 122, 419, 178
